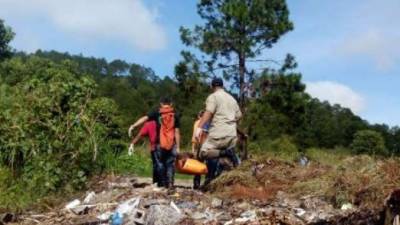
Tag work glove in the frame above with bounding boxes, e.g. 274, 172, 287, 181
128, 143, 135, 156
128, 125, 135, 137
194, 127, 203, 140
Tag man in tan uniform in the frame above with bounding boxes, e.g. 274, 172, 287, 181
195, 77, 242, 168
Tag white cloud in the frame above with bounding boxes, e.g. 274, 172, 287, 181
0, 0, 167, 51
336, 0, 400, 71
339, 30, 400, 71
306, 81, 366, 113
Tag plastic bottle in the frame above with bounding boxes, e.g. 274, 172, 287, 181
110, 212, 123, 225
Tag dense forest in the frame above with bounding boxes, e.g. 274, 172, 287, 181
0, 0, 400, 210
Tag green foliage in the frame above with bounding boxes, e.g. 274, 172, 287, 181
268, 136, 300, 161
305, 147, 351, 166
100, 146, 153, 176
245, 70, 308, 142
0, 19, 14, 61
350, 130, 387, 155
0, 56, 125, 209
179, 0, 293, 106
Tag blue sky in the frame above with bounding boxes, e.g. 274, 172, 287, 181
1, 0, 399, 126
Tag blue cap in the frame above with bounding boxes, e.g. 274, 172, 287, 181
211, 77, 223, 87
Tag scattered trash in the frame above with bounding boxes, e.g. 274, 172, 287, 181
83, 191, 96, 204
143, 199, 169, 208
341, 203, 353, 211
111, 212, 123, 225
97, 211, 113, 221
65, 199, 81, 210
236, 202, 250, 210
170, 201, 182, 214
115, 197, 141, 215
202, 207, 221, 222
15, 176, 396, 225
176, 201, 197, 210
125, 209, 146, 225
191, 211, 207, 220
211, 198, 223, 208
109, 182, 131, 189
299, 155, 309, 166
146, 205, 183, 225
0, 213, 15, 224
294, 207, 306, 217
239, 210, 257, 222
70, 205, 90, 215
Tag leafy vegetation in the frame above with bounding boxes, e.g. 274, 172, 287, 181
0, 19, 14, 61
179, 0, 294, 107
351, 130, 387, 156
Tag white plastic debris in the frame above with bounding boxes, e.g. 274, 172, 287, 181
235, 217, 251, 223
394, 215, 400, 225
341, 203, 353, 211
170, 201, 181, 214
128, 143, 135, 156
294, 207, 306, 217
224, 221, 233, 225
70, 205, 90, 215
225, 210, 257, 224
211, 198, 223, 208
240, 210, 257, 221
146, 205, 183, 225
299, 156, 309, 166
192, 211, 207, 220
115, 197, 141, 215
97, 211, 113, 221
65, 199, 81, 210
83, 191, 96, 204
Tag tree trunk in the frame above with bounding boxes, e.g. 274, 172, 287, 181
238, 52, 245, 109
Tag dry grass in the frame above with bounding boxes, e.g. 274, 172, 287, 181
292, 155, 400, 208
211, 149, 400, 209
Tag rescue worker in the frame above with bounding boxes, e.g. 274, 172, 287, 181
129, 97, 180, 190
195, 77, 242, 185
129, 121, 162, 186
191, 110, 209, 189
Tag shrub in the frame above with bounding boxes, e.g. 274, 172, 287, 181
350, 130, 387, 155
0, 57, 124, 209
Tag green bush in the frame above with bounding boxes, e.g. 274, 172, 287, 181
305, 147, 351, 166
350, 130, 387, 156
0, 57, 125, 209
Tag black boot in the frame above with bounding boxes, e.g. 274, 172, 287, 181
219, 148, 240, 167
201, 158, 218, 191
193, 175, 201, 190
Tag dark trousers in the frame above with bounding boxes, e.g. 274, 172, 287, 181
202, 147, 240, 188
159, 147, 176, 188
193, 174, 201, 189
151, 149, 163, 187
193, 146, 203, 189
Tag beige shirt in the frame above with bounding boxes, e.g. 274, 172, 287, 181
205, 89, 242, 138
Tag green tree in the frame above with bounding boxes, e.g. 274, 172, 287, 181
0, 56, 123, 191
244, 67, 308, 144
0, 19, 15, 60
179, 0, 293, 107
350, 130, 386, 155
